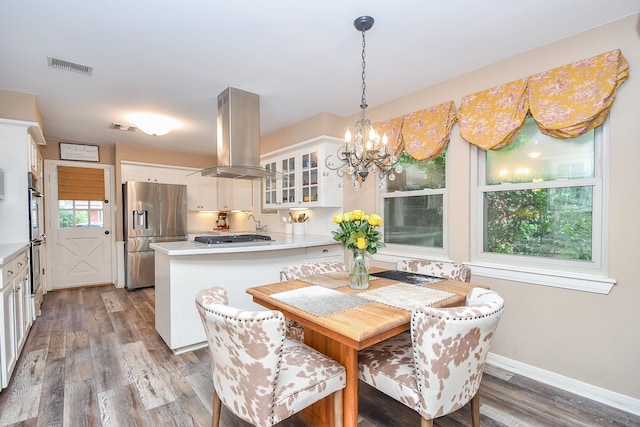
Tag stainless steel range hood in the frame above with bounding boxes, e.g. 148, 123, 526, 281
201, 87, 275, 180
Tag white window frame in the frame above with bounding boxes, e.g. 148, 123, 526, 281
375, 153, 450, 264
469, 120, 615, 294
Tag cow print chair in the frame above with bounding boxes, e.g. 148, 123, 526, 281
195, 286, 346, 427
396, 259, 472, 282
358, 288, 504, 427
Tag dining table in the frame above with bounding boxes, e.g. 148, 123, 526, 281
246, 268, 484, 427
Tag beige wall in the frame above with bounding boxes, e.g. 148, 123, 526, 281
309, 14, 638, 399
0, 89, 43, 130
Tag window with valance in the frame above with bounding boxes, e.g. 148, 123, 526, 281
457, 49, 629, 150
379, 101, 456, 251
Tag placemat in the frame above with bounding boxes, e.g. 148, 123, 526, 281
358, 283, 455, 311
270, 286, 370, 317
370, 270, 446, 286
299, 272, 379, 289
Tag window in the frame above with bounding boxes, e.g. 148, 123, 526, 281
381, 150, 446, 250
471, 117, 611, 292
59, 200, 104, 228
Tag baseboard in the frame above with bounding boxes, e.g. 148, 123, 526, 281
486, 353, 640, 416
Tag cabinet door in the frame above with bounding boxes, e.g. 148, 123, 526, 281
186, 173, 218, 211
122, 164, 186, 184
280, 156, 296, 207
261, 160, 278, 210
2, 284, 16, 388
218, 178, 253, 211
13, 273, 25, 352
300, 150, 319, 207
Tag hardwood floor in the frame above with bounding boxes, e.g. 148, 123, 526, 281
0, 285, 637, 427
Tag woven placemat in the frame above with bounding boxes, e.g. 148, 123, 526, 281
270, 285, 369, 317
299, 272, 380, 289
359, 283, 455, 311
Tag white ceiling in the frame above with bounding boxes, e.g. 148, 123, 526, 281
1, 1, 638, 155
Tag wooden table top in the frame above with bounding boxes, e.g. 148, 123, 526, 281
246, 271, 481, 350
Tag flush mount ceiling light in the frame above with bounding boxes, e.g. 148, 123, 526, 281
125, 112, 181, 136
111, 123, 138, 132
325, 16, 403, 190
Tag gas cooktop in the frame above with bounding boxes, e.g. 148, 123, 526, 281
194, 234, 272, 245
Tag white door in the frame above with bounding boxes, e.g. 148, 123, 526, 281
45, 161, 114, 289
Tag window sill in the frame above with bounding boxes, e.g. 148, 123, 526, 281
465, 261, 616, 294
373, 247, 451, 265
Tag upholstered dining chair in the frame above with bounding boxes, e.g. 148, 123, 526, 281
358, 288, 504, 427
195, 286, 346, 427
279, 261, 346, 341
396, 259, 472, 282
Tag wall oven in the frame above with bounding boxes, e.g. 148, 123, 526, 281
28, 172, 44, 317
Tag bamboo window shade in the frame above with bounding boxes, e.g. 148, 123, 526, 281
57, 166, 105, 201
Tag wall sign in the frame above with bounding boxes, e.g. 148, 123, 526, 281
59, 142, 100, 162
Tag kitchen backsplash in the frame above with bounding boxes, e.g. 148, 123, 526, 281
187, 208, 341, 237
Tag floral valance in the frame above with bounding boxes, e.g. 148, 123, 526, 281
378, 101, 457, 161
457, 78, 528, 151
457, 49, 629, 150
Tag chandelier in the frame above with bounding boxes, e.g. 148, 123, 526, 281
326, 16, 403, 189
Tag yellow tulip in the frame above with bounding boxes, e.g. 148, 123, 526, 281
343, 212, 352, 222
369, 214, 383, 227
356, 237, 367, 250
332, 213, 343, 224
351, 210, 364, 220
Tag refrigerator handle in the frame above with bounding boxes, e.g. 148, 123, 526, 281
133, 210, 148, 230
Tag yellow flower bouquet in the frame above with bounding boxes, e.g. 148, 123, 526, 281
332, 210, 385, 254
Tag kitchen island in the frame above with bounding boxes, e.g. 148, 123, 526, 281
150, 232, 342, 354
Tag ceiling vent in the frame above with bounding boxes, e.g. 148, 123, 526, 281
47, 56, 93, 75
111, 123, 137, 132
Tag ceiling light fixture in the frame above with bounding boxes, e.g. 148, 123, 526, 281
126, 112, 181, 136
326, 16, 403, 189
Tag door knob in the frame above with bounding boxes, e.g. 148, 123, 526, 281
105, 230, 110, 235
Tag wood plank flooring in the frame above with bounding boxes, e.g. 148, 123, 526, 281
0, 285, 638, 427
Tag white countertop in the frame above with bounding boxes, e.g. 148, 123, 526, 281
150, 232, 339, 256
0, 242, 30, 266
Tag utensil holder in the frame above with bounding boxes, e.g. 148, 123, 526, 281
293, 223, 305, 235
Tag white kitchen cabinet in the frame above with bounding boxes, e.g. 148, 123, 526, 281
29, 134, 43, 182
0, 248, 30, 389
121, 163, 187, 185
186, 172, 218, 211
261, 136, 343, 210
0, 119, 45, 243
217, 178, 253, 212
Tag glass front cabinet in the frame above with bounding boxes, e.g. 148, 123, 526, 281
261, 136, 343, 210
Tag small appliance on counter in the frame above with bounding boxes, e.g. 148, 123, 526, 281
214, 211, 229, 230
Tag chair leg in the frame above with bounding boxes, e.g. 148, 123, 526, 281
333, 389, 343, 427
470, 391, 480, 427
212, 390, 221, 427
421, 417, 433, 427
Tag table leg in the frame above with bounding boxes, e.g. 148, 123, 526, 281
301, 329, 360, 427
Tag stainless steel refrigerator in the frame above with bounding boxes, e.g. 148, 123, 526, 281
123, 181, 187, 289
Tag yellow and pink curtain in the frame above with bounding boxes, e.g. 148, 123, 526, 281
378, 101, 457, 161
457, 49, 629, 150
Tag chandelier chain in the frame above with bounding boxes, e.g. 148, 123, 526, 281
360, 28, 367, 110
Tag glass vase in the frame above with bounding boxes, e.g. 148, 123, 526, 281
349, 249, 370, 290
